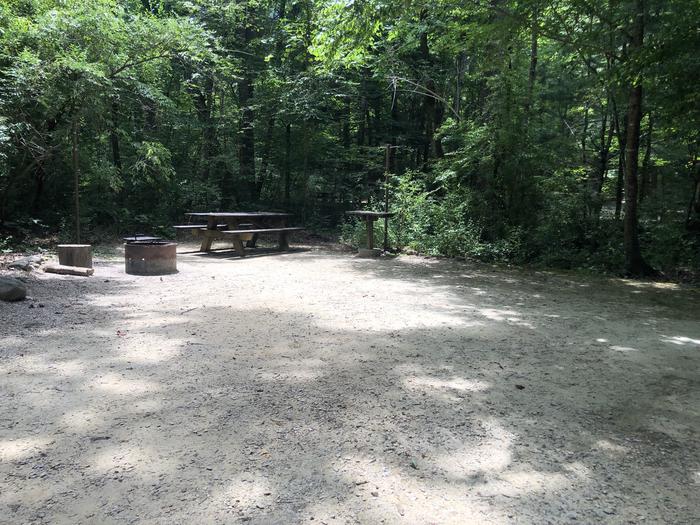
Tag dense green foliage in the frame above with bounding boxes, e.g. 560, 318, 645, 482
1, 0, 698, 276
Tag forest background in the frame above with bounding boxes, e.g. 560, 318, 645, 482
1, 0, 698, 278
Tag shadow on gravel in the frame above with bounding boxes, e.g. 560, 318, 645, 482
0, 250, 698, 523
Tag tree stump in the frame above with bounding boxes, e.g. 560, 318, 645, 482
57, 244, 92, 268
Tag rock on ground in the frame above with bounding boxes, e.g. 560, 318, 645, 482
0, 276, 26, 301
7, 254, 43, 272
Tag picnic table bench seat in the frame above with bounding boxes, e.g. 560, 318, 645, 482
123, 235, 162, 242
219, 227, 304, 235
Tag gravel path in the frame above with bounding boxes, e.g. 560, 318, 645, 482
1, 245, 699, 524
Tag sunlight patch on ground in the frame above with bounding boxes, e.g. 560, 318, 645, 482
115, 339, 183, 364
432, 418, 514, 481
207, 474, 273, 512
609, 345, 639, 353
434, 441, 512, 479
90, 443, 160, 481
91, 373, 160, 395
563, 461, 592, 479
313, 308, 472, 332
593, 439, 628, 455
619, 279, 683, 291
259, 367, 324, 382
59, 408, 104, 432
492, 468, 569, 496
0, 335, 27, 349
478, 308, 535, 329
403, 375, 490, 395
661, 335, 700, 346
331, 454, 506, 524
1, 354, 51, 375
0, 436, 52, 461
50, 359, 87, 376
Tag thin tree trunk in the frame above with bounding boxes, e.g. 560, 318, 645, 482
525, 6, 538, 117
238, 13, 256, 202
588, 97, 614, 218
284, 123, 291, 208
342, 98, 351, 147
581, 103, 590, 165
32, 164, 45, 213
639, 113, 653, 201
72, 118, 81, 243
194, 75, 215, 180
454, 52, 465, 118
109, 101, 122, 175
419, 8, 437, 164
613, 110, 626, 220
256, 116, 275, 201
623, 0, 653, 276
685, 152, 699, 228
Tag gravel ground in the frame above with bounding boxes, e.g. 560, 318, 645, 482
1, 243, 699, 524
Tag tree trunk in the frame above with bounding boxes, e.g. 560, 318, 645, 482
623, 0, 653, 276
109, 101, 123, 175
284, 123, 291, 208
238, 17, 256, 202
685, 152, 699, 228
614, 111, 626, 220
342, 98, 351, 147
588, 97, 614, 218
72, 118, 81, 243
255, 116, 275, 202
454, 52, 465, 118
525, 6, 538, 117
195, 75, 215, 181
419, 9, 436, 165
639, 113, 653, 201
32, 164, 45, 213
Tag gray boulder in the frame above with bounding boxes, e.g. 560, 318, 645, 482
0, 276, 27, 301
8, 254, 43, 271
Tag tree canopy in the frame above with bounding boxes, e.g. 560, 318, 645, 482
1, 0, 698, 277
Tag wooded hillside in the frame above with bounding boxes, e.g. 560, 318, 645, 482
1, 0, 698, 277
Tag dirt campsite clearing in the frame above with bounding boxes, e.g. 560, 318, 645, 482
1, 244, 699, 524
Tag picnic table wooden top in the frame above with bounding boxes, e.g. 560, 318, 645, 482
345, 210, 395, 219
186, 211, 292, 218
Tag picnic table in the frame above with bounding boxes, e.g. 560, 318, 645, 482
345, 210, 395, 254
177, 211, 302, 256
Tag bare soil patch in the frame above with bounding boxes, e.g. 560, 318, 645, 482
1, 244, 699, 524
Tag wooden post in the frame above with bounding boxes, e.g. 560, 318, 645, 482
366, 218, 374, 250
57, 244, 92, 268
